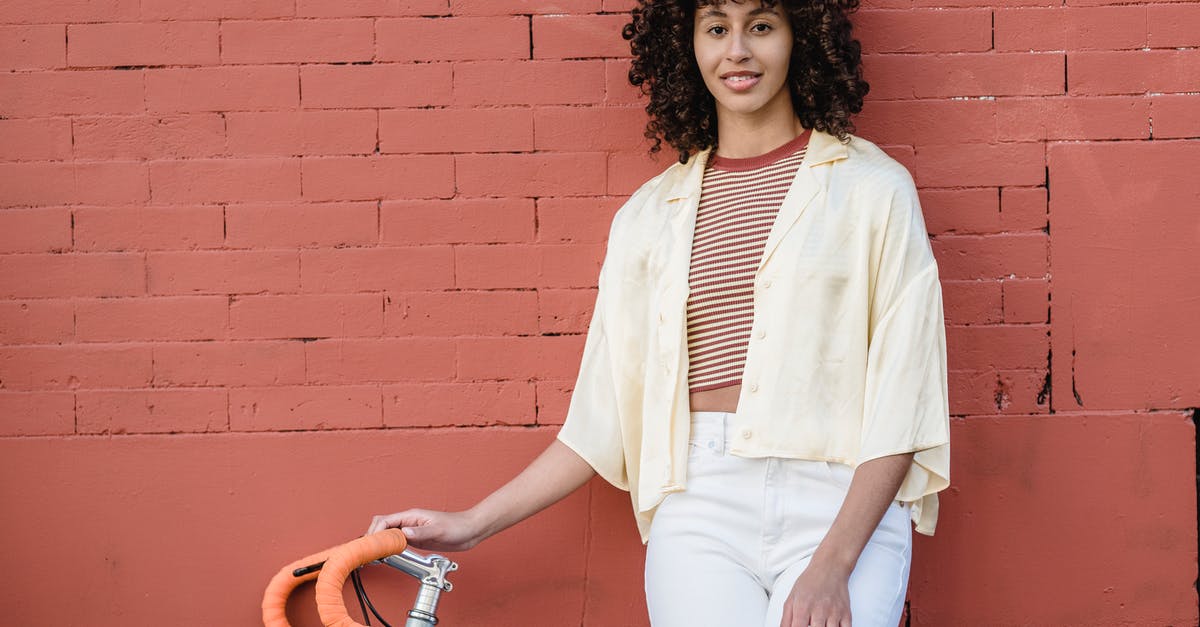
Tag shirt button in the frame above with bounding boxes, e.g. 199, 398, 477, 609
754, 329, 765, 339
740, 428, 752, 440
762, 279, 772, 289
749, 383, 759, 393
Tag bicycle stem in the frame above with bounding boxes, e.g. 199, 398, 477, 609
379, 549, 458, 626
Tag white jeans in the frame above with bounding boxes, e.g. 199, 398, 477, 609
644, 411, 912, 627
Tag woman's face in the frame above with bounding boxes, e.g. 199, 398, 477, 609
692, 0, 794, 123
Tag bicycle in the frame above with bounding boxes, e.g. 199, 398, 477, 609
263, 528, 459, 627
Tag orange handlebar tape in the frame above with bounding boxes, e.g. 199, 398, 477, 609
261, 529, 408, 627
316, 529, 409, 627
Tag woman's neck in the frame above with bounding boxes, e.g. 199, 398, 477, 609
713, 99, 805, 159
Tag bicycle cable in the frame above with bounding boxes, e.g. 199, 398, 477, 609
350, 567, 394, 627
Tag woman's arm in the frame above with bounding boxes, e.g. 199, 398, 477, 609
779, 451, 914, 627
366, 438, 597, 551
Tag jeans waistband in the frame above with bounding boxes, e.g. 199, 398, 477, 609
688, 411, 735, 454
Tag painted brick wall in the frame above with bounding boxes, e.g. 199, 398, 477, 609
0, 0, 1197, 625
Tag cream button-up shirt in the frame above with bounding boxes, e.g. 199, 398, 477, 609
557, 128, 951, 544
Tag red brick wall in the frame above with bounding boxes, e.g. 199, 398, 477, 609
1, 1, 1196, 625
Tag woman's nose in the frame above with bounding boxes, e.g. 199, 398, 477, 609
725, 33, 751, 62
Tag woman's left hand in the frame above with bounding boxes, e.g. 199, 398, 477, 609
779, 562, 852, 627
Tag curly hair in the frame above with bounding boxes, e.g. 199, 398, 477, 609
623, 0, 868, 163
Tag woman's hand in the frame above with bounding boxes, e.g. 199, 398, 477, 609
779, 563, 853, 627
366, 508, 484, 553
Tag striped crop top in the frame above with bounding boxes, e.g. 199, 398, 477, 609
686, 129, 811, 393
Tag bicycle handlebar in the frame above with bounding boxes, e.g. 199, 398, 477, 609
262, 529, 410, 627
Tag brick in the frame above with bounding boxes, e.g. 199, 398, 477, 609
0, 300, 74, 344
75, 296, 228, 342
225, 202, 378, 248
145, 66, 298, 112
77, 388, 228, 434
0, 208, 72, 253
0, 253, 144, 298
605, 58, 643, 105
378, 17, 528, 61
152, 341, 306, 387
456, 153, 607, 197
301, 64, 451, 109
74, 206, 224, 251
1148, 4, 1200, 48
297, 0, 449, 17
384, 290, 539, 336
305, 338, 455, 383
383, 382, 535, 427
857, 99, 997, 146
67, 22, 219, 67
535, 379, 573, 423
72, 114, 226, 160
0, 25, 66, 70
538, 288, 597, 334
455, 243, 604, 289
0, 392, 74, 435
994, 7, 1147, 52
299, 247, 455, 292
301, 155, 454, 201
140, 0, 293, 20
863, 52, 1064, 100
225, 110, 377, 156
380, 108, 533, 153
221, 18, 373, 64
230, 294, 384, 339
948, 369, 1049, 415
913, 142, 1045, 188
1002, 279, 1048, 324
380, 198, 535, 244
229, 385, 382, 431
941, 280, 1002, 325
533, 106, 650, 152
918, 188, 1000, 235
932, 233, 1048, 280
454, 60, 605, 106
532, 14, 631, 59
147, 250, 300, 294
450, 0, 599, 16
457, 334, 586, 380
0, 161, 149, 207
607, 150, 677, 195
1069, 50, 1200, 96
946, 324, 1048, 371
0, 118, 71, 160
1151, 95, 1200, 139
0, 0, 139, 23
922, 414, 1194, 625
601, 0, 634, 10
535, 196, 621, 243
995, 96, 1149, 141
855, 9, 991, 53
1048, 140, 1200, 410
0, 344, 152, 390
149, 158, 300, 204
998, 187, 1047, 232
0, 70, 143, 116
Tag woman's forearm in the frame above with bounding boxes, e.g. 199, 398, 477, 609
810, 452, 914, 577
468, 437, 597, 542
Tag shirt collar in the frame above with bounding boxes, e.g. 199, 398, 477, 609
664, 127, 849, 202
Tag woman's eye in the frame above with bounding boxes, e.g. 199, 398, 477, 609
750, 23, 772, 33
708, 25, 726, 35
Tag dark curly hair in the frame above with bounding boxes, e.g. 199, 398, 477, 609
623, 0, 868, 163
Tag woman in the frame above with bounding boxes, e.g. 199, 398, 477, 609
367, 0, 951, 625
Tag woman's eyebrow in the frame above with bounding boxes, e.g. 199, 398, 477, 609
697, 7, 780, 19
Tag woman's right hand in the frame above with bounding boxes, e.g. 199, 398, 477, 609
366, 508, 484, 553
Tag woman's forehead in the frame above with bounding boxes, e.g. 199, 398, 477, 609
695, 0, 783, 13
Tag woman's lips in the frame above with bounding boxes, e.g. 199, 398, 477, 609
721, 74, 761, 92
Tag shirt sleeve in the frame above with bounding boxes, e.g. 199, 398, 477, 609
554, 271, 629, 492
858, 174, 951, 536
